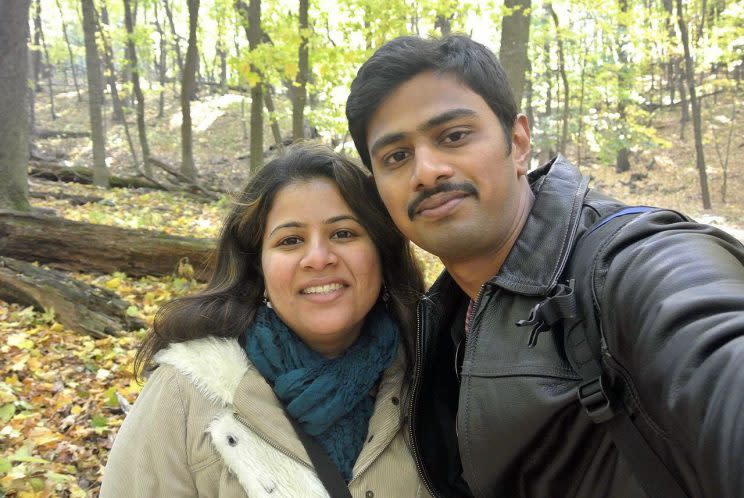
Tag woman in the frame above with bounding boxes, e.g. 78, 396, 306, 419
100, 143, 427, 497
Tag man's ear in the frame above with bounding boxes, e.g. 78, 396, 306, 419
511, 114, 531, 175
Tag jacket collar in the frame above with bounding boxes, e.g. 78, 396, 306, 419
428, 155, 589, 299
155, 336, 406, 476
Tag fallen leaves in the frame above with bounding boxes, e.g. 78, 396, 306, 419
0, 268, 202, 496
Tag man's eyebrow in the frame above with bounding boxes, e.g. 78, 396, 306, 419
368, 108, 477, 159
419, 108, 477, 132
370, 132, 405, 159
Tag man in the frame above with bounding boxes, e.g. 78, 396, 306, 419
346, 35, 744, 498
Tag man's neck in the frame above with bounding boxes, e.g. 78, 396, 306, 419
443, 184, 535, 300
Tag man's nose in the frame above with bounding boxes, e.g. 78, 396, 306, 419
300, 238, 338, 269
410, 147, 454, 190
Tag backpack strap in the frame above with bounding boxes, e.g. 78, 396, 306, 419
566, 207, 688, 498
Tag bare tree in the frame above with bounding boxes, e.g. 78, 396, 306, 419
98, 3, 126, 122
123, 0, 152, 176
237, 0, 265, 171
547, 4, 569, 155
498, 0, 531, 108
55, 0, 83, 102
81, 0, 110, 187
676, 0, 711, 209
34, 0, 57, 120
293, 0, 309, 140
0, 0, 32, 211
181, 0, 200, 181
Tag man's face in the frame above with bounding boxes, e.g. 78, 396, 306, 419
365, 71, 531, 262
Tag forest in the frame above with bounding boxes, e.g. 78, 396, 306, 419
0, 0, 742, 495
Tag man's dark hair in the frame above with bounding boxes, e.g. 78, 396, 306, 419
346, 35, 518, 168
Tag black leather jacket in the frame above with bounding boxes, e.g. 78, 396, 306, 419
408, 157, 744, 498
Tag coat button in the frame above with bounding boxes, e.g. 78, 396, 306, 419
391, 396, 399, 405
366, 491, 374, 498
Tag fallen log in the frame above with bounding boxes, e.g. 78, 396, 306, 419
0, 210, 216, 281
28, 160, 164, 190
30, 189, 104, 205
35, 128, 91, 139
0, 257, 146, 338
148, 156, 220, 200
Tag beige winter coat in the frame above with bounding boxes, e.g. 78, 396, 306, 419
100, 336, 430, 497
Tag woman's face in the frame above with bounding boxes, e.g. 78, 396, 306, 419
261, 178, 383, 357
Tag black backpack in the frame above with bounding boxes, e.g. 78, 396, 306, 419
517, 206, 689, 498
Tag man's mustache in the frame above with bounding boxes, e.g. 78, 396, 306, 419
407, 182, 479, 220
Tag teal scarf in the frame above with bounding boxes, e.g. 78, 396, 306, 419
244, 303, 399, 482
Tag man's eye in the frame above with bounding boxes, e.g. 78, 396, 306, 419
279, 236, 302, 246
384, 150, 409, 165
443, 130, 469, 143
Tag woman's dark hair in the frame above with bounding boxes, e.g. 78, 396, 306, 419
135, 142, 424, 378
346, 34, 518, 168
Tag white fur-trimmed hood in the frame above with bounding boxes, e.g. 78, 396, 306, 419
154, 337, 328, 497
155, 336, 249, 406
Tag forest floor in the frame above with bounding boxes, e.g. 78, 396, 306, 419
1, 87, 742, 497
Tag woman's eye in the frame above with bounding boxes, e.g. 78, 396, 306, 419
332, 229, 355, 240
279, 236, 302, 246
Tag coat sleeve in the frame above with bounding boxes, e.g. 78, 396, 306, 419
600, 212, 744, 498
99, 366, 198, 497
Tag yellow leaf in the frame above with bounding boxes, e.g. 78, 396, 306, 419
6, 334, 33, 350
27, 357, 41, 371
50, 323, 64, 332
70, 405, 82, 415
105, 277, 122, 289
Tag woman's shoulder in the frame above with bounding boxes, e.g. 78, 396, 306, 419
154, 336, 250, 406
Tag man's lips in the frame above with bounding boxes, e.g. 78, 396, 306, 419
415, 191, 468, 216
408, 182, 478, 220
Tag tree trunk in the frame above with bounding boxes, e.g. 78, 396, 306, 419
676, 0, 711, 209
81, 0, 110, 187
123, 0, 152, 176
32, 0, 43, 93
0, 210, 215, 280
98, 4, 126, 123
615, 0, 632, 174
547, 4, 569, 155
162, 0, 184, 75
0, 257, 145, 338
180, 0, 200, 181
56, 0, 83, 102
264, 85, 284, 148
498, 0, 531, 109
293, 0, 309, 140
577, 44, 589, 167
35, 1, 57, 120
0, 0, 32, 211
249, 0, 264, 171
154, 6, 168, 118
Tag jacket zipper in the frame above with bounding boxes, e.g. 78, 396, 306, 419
408, 297, 444, 498
232, 412, 314, 471
409, 284, 489, 498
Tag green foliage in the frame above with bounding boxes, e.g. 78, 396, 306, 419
33, 0, 744, 163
